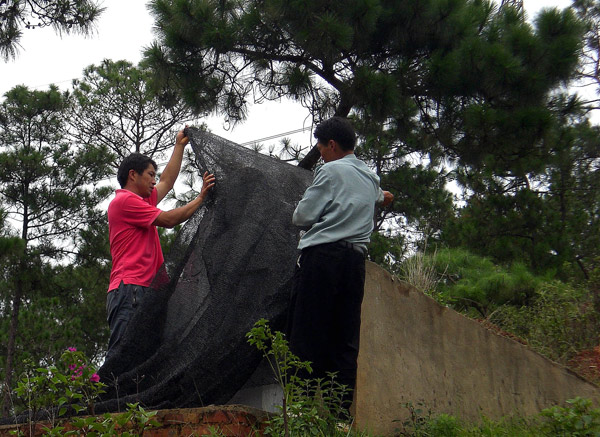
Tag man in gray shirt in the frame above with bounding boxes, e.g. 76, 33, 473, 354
288, 116, 393, 413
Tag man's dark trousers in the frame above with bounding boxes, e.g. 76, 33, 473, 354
288, 242, 366, 406
105, 282, 150, 359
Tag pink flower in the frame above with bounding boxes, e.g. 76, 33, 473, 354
68, 347, 77, 352
89, 373, 100, 383
69, 364, 76, 371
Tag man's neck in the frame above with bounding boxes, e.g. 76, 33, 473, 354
330, 150, 354, 162
122, 185, 143, 197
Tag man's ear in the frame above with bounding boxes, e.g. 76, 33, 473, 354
128, 169, 137, 181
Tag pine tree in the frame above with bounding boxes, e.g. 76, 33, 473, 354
0, 0, 104, 60
70, 59, 200, 165
141, 0, 584, 252
443, 94, 600, 279
143, 0, 583, 172
0, 85, 113, 415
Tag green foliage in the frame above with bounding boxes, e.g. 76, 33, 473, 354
0, 0, 104, 61
71, 59, 198, 164
247, 319, 313, 390
573, 0, 600, 104
443, 96, 600, 280
145, 0, 583, 175
0, 85, 113, 255
12, 348, 105, 426
395, 401, 436, 436
394, 398, 600, 436
467, 416, 540, 437
202, 425, 227, 437
0, 84, 113, 413
40, 404, 160, 437
540, 397, 600, 436
159, 224, 182, 255
423, 248, 540, 318
368, 231, 408, 274
490, 281, 599, 364
11, 349, 159, 436
409, 247, 600, 365
146, 0, 582, 129
264, 375, 354, 437
10, 262, 111, 367
247, 319, 360, 436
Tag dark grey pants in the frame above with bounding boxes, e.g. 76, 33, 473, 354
106, 282, 150, 359
287, 242, 366, 407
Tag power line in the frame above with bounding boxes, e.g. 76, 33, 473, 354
239, 127, 312, 146
89, 125, 313, 185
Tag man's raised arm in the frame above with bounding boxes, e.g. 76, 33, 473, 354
155, 129, 188, 203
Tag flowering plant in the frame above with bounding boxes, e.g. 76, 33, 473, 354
13, 347, 106, 426
59, 347, 106, 414
12, 350, 160, 436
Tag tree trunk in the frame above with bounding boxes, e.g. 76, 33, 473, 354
3, 202, 28, 417
298, 144, 320, 170
2, 273, 23, 417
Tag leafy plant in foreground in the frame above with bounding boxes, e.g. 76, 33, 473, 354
10, 348, 159, 436
12, 347, 105, 432
247, 319, 358, 436
540, 396, 600, 436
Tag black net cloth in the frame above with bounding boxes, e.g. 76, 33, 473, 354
96, 128, 313, 412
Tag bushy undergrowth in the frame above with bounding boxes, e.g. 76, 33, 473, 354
401, 247, 600, 366
395, 397, 600, 436
428, 248, 541, 318
490, 281, 598, 363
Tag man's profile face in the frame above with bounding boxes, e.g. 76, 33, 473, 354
317, 140, 335, 163
131, 163, 157, 198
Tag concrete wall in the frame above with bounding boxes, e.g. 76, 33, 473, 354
355, 262, 600, 435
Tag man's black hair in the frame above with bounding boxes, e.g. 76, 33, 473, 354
117, 153, 157, 188
313, 117, 356, 151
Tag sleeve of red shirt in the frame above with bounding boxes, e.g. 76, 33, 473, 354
121, 189, 162, 228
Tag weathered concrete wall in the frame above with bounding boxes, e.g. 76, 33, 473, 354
355, 262, 600, 435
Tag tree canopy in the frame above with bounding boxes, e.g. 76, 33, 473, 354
71, 59, 199, 164
0, 0, 104, 61
144, 0, 583, 171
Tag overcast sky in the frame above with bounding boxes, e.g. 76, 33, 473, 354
0, 0, 575, 146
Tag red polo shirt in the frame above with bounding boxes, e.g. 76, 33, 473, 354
107, 188, 163, 292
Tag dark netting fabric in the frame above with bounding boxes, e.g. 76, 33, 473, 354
95, 128, 313, 412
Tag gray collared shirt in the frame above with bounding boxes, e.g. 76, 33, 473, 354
293, 154, 383, 250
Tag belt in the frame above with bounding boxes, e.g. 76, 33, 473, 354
335, 240, 368, 257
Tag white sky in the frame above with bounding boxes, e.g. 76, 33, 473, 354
0, 0, 576, 148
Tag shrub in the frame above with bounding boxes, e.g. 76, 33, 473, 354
10, 348, 158, 436
247, 319, 366, 436
490, 281, 598, 364
540, 397, 600, 436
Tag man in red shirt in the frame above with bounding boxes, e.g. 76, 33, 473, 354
106, 128, 215, 358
